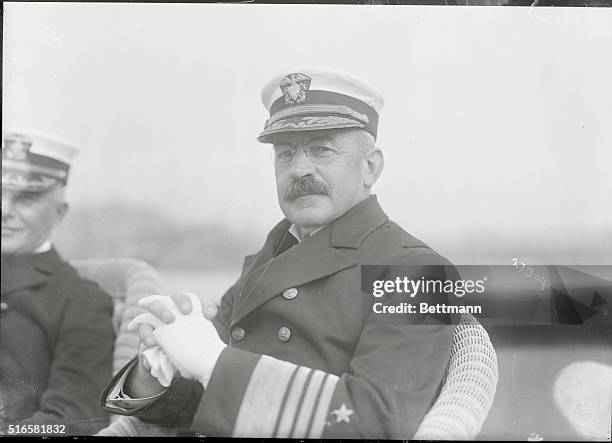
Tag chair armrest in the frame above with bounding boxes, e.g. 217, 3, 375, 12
71, 258, 163, 374
414, 313, 499, 440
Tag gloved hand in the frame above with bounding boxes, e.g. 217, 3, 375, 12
128, 293, 226, 388
140, 344, 176, 388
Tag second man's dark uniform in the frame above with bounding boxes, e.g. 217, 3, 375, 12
1, 248, 115, 435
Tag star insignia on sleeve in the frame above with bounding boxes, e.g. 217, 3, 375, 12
330, 403, 354, 424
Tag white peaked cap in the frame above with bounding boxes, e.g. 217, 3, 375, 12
2, 127, 79, 164
2, 127, 80, 192
258, 68, 384, 143
261, 67, 384, 112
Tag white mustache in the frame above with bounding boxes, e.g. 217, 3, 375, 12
285, 177, 330, 201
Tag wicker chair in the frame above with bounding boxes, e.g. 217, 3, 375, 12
414, 313, 498, 439
78, 260, 498, 438
72, 258, 186, 436
72, 258, 170, 431
72, 258, 162, 377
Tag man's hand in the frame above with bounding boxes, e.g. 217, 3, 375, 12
135, 292, 219, 349
124, 344, 167, 398
129, 293, 226, 388
124, 292, 220, 396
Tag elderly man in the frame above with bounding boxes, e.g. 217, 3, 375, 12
0, 129, 114, 435
101, 69, 458, 438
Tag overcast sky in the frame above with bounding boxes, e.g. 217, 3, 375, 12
3, 3, 611, 264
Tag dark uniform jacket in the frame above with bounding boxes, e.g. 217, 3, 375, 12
0, 248, 114, 435
102, 196, 458, 438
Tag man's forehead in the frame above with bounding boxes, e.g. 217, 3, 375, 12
271, 129, 359, 146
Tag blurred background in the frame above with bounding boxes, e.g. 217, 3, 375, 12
3, 3, 612, 294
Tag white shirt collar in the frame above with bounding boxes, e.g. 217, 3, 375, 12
288, 224, 326, 243
33, 240, 52, 254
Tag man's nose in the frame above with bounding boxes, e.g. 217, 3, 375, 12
1, 195, 15, 218
289, 147, 315, 176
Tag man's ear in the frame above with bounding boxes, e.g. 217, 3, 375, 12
363, 147, 384, 188
56, 202, 69, 223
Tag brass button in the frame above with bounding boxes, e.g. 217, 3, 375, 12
231, 327, 245, 342
283, 288, 298, 300
278, 326, 291, 342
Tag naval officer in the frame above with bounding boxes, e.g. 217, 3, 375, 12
101, 68, 458, 438
1, 129, 114, 435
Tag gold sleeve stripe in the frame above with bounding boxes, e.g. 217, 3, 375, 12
291, 370, 326, 437
233, 356, 297, 437
285, 369, 315, 436
274, 366, 312, 438
308, 373, 339, 438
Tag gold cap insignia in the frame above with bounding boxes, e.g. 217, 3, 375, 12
3, 133, 33, 160
280, 73, 311, 105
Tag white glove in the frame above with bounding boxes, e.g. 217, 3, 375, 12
140, 344, 176, 388
129, 293, 226, 388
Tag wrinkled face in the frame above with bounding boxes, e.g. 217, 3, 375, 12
272, 128, 372, 230
1, 187, 67, 255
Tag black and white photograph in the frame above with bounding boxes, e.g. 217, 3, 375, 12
1, 2, 611, 440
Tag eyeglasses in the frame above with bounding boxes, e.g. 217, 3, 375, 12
273, 143, 341, 165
